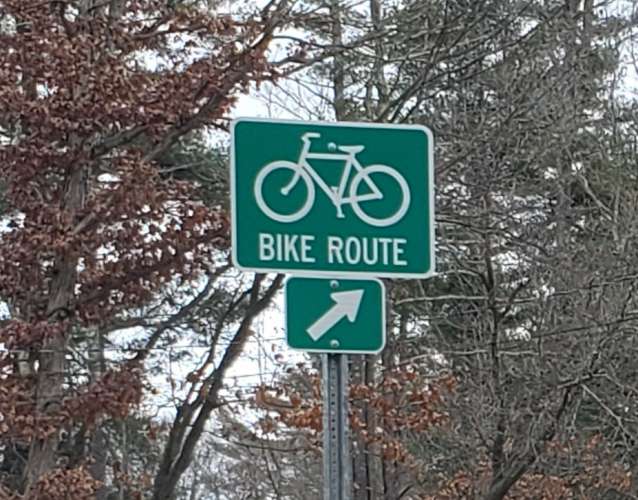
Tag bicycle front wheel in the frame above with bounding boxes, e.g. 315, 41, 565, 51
350, 164, 411, 227
254, 161, 315, 223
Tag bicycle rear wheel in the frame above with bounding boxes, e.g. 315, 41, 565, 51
254, 161, 315, 223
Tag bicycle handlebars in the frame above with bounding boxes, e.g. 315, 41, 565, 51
302, 132, 321, 141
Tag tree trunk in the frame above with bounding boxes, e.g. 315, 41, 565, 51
151, 276, 283, 500
23, 164, 87, 493
90, 427, 109, 500
90, 328, 109, 500
482, 462, 529, 500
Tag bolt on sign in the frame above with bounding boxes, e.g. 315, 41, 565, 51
230, 118, 435, 278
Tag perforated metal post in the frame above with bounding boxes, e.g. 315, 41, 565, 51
322, 353, 351, 500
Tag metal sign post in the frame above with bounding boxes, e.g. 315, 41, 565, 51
322, 353, 351, 500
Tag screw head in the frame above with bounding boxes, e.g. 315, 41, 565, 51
330, 280, 339, 289
330, 339, 340, 348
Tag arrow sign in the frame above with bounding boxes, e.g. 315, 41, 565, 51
285, 277, 385, 354
307, 290, 364, 341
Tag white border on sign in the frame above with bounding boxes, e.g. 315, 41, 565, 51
283, 276, 387, 355
229, 117, 436, 279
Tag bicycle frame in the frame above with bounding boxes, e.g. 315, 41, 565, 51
281, 134, 381, 218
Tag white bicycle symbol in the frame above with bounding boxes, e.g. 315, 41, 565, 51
254, 132, 410, 227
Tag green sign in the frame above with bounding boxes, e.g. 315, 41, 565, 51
285, 277, 385, 354
231, 118, 434, 278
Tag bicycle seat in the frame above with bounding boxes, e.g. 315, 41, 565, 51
337, 145, 365, 154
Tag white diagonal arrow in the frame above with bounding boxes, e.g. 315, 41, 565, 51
306, 289, 364, 341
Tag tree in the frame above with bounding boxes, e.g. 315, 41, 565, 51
0, 0, 292, 497
390, 0, 638, 498
206, 0, 638, 498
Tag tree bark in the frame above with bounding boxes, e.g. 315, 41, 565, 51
90, 328, 109, 500
22, 0, 96, 490
23, 164, 87, 493
482, 461, 530, 500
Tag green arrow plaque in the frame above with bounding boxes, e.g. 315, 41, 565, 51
285, 277, 385, 354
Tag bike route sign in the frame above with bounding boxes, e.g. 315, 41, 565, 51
230, 118, 434, 278
285, 277, 385, 354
